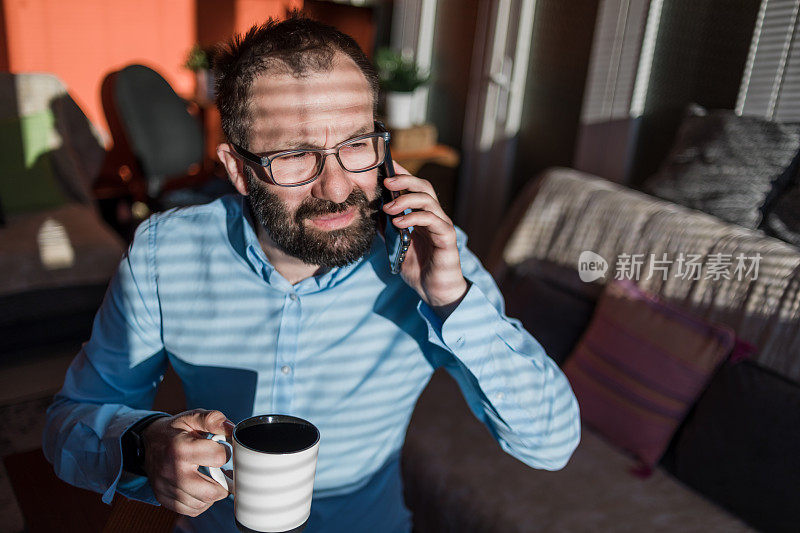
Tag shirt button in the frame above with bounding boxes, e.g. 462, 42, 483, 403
281, 365, 292, 375
289, 293, 298, 301
494, 392, 505, 401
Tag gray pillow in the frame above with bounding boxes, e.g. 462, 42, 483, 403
643, 104, 800, 229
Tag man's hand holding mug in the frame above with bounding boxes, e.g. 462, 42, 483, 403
141, 409, 321, 532
141, 409, 233, 517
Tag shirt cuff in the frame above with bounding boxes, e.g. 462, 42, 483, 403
102, 409, 170, 505
417, 280, 501, 360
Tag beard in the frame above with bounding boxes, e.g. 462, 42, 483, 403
245, 169, 380, 269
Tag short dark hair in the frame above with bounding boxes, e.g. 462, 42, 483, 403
214, 12, 379, 148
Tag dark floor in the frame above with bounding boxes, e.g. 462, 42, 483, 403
0, 342, 79, 533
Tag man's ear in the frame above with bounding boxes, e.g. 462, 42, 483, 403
217, 143, 249, 196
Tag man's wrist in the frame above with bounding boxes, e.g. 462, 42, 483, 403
430, 279, 470, 321
121, 413, 170, 476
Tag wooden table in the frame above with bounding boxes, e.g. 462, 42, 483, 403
4, 448, 177, 532
392, 144, 460, 176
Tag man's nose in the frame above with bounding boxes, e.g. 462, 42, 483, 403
312, 154, 353, 204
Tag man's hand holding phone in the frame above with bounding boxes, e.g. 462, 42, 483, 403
382, 162, 469, 320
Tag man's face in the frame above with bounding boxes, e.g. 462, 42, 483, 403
243, 54, 380, 268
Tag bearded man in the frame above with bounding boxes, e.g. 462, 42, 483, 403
44, 14, 580, 533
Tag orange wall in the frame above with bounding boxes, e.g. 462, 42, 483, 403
235, 0, 302, 36
304, 0, 374, 60
1, 0, 301, 143
196, 0, 302, 48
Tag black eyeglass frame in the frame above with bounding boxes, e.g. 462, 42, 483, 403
232, 121, 391, 187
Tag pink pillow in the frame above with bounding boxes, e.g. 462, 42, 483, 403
563, 280, 735, 467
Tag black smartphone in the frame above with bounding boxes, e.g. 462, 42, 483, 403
379, 135, 411, 275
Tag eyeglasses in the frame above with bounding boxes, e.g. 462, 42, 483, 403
232, 122, 390, 187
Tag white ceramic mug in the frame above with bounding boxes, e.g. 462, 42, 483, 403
208, 414, 321, 533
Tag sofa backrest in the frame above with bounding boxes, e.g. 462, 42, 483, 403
0, 72, 106, 207
501, 167, 800, 385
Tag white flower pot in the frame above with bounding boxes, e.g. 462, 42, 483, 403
386, 91, 416, 129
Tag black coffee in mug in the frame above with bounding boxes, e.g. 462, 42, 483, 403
236, 421, 318, 453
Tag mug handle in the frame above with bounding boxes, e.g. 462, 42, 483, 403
208, 434, 235, 493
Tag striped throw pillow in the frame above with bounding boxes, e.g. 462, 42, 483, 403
563, 280, 735, 467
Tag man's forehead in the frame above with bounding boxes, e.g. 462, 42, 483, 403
247, 56, 373, 148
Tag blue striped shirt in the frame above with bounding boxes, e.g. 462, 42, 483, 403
43, 194, 580, 531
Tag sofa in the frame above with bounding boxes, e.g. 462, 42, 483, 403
401, 168, 800, 532
0, 73, 125, 357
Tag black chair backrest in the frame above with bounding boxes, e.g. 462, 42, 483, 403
114, 64, 204, 197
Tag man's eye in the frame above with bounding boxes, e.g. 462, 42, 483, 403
345, 142, 367, 150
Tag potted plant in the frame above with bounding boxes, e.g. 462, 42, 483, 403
375, 48, 430, 129
185, 44, 214, 102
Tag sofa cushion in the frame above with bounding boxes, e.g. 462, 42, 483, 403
667, 361, 800, 532
402, 369, 754, 532
0, 204, 124, 297
500, 259, 600, 366
642, 104, 800, 229
0, 285, 108, 356
563, 280, 734, 467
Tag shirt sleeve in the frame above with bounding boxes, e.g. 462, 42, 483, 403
417, 227, 581, 471
42, 217, 169, 505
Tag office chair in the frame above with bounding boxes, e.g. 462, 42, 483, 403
112, 64, 232, 209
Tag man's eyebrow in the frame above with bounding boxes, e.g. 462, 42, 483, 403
348, 124, 376, 138
278, 124, 375, 151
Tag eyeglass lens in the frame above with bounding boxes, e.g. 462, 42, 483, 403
270, 136, 386, 185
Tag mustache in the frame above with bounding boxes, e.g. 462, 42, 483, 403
294, 187, 380, 221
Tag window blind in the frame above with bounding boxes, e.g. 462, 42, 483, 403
737, 0, 800, 120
